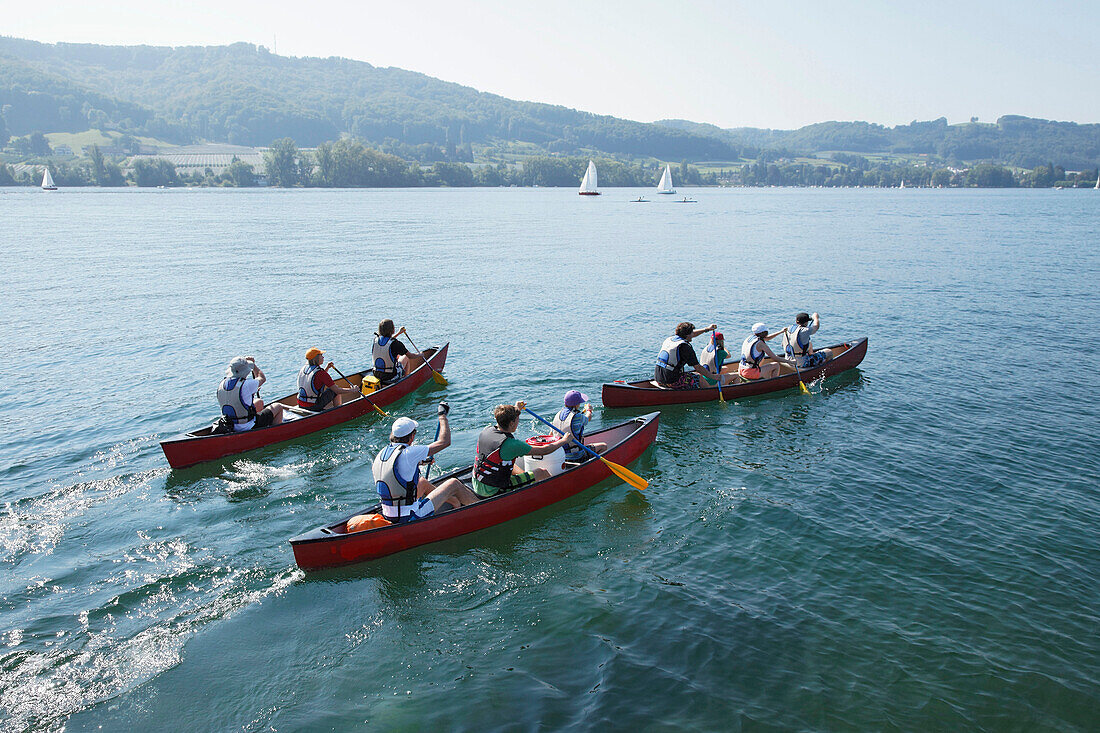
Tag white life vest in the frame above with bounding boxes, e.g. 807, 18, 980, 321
217, 377, 256, 424
785, 326, 812, 357
372, 336, 398, 379
741, 335, 765, 367
373, 443, 419, 518
552, 407, 588, 459
656, 336, 686, 370
297, 364, 323, 404
700, 342, 725, 375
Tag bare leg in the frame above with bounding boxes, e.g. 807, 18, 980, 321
584, 442, 608, 455
401, 352, 426, 373
437, 478, 479, 508
269, 404, 286, 425
760, 362, 782, 379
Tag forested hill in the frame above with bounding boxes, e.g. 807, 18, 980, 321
0, 37, 737, 160
657, 116, 1100, 170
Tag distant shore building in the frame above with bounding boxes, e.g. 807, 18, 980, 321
124, 144, 266, 178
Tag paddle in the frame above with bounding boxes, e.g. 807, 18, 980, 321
522, 406, 648, 491
711, 332, 726, 405
328, 364, 389, 416
783, 332, 812, 395
424, 419, 441, 479
398, 328, 448, 385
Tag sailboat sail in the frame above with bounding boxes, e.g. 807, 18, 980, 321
579, 160, 598, 194
1096, 172, 1099, 190
41, 168, 56, 189
657, 164, 676, 194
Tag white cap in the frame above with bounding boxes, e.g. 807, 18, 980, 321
390, 417, 419, 439
751, 322, 768, 335
227, 356, 251, 379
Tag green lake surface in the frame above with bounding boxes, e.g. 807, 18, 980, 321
1, 187, 1097, 731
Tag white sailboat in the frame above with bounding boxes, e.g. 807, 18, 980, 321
656, 164, 676, 194
578, 160, 599, 195
41, 167, 57, 191
899, 179, 906, 189
1095, 172, 1099, 190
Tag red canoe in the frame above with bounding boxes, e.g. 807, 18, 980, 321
160, 344, 448, 468
601, 338, 867, 408
289, 412, 659, 570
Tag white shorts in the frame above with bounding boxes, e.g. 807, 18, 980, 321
408, 497, 435, 520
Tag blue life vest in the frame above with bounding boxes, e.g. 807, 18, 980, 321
297, 364, 324, 404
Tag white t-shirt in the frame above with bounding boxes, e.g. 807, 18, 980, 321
231, 378, 262, 432
394, 443, 431, 482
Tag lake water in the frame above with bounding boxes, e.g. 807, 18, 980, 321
1, 187, 1097, 731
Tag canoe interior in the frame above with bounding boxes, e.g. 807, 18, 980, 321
628, 341, 853, 388
315, 416, 645, 537
187, 347, 439, 437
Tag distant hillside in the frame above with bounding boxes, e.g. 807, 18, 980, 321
657, 116, 1100, 170
0, 37, 737, 161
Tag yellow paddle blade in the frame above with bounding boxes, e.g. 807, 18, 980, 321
599, 456, 648, 491
430, 369, 448, 386
799, 381, 811, 395
373, 403, 390, 417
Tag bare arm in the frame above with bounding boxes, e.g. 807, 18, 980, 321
426, 415, 451, 457
529, 432, 573, 456
691, 324, 717, 339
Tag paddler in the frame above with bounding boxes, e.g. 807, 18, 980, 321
297, 348, 361, 412
373, 403, 479, 523
217, 356, 287, 431
784, 312, 832, 369
372, 319, 426, 384
738, 323, 792, 380
472, 402, 573, 498
699, 332, 737, 386
551, 390, 607, 461
655, 321, 719, 389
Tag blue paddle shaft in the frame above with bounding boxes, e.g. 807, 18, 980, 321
524, 408, 599, 461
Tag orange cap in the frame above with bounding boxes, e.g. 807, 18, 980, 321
305, 347, 323, 361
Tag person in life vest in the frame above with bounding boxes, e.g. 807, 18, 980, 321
654, 321, 719, 389
551, 390, 607, 461
217, 356, 287, 432
472, 402, 573, 498
372, 319, 426, 384
296, 347, 361, 412
699, 332, 738, 386
784, 312, 832, 369
372, 404, 479, 523
738, 323, 793, 380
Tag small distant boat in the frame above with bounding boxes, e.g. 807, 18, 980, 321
41, 168, 57, 191
579, 160, 600, 196
677, 196, 697, 203
899, 179, 906, 189
631, 196, 648, 203
1095, 174, 1099, 190
656, 164, 676, 194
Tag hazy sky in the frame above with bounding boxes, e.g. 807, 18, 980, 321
6, 0, 1100, 129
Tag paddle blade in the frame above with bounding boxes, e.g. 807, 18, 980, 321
599, 456, 648, 491
370, 401, 389, 417
799, 381, 811, 395
430, 369, 448, 386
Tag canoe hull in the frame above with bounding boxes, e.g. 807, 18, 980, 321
290, 412, 659, 570
160, 344, 448, 468
601, 338, 867, 408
